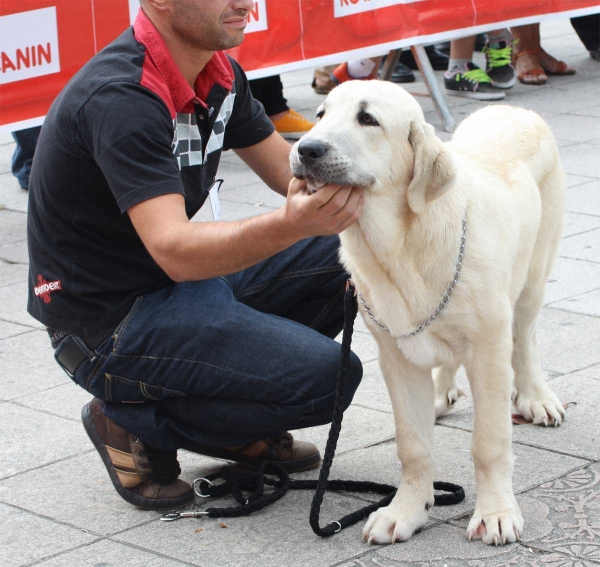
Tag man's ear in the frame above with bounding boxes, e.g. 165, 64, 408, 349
406, 121, 457, 214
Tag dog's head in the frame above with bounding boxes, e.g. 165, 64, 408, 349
290, 81, 456, 214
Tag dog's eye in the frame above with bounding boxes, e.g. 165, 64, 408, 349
358, 112, 379, 126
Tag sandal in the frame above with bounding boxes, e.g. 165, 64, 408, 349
312, 65, 338, 94
538, 50, 576, 75
311, 62, 378, 95
514, 49, 547, 85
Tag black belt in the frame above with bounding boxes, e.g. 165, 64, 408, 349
53, 331, 110, 376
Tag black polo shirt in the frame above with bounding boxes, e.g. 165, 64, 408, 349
27, 9, 274, 337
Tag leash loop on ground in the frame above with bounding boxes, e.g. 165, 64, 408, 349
161, 280, 465, 534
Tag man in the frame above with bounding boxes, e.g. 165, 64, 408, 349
27, 0, 364, 511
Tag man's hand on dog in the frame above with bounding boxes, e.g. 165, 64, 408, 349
284, 177, 364, 239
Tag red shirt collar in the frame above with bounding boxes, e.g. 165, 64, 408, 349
133, 8, 233, 113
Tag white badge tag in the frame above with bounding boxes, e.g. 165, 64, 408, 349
208, 179, 223, 221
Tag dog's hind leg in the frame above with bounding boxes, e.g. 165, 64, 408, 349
362, 330, 435, 545
511, 274, 565, 426
512, 165, 565, 426
433, 364, 466, 419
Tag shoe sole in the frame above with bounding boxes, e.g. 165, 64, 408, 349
183, 444, 322, 474
491, 77, 516, 89
446, 90, 506, 101
388, 75, 416, 84
82, 403, 194, 510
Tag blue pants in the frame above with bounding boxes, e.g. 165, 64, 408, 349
11, 126, 41, 190
63, 236, 363, 450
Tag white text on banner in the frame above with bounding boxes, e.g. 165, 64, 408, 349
334, 0, 424, 19
245, 0, 268, 33
0, 7, 61, 85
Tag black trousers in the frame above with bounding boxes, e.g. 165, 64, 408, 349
249, 75, 289, 117
571, 14, 599, 51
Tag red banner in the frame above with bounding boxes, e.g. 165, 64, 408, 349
0, 0, 130, 130
232, 0, 600, 74
1, 0, 598, 131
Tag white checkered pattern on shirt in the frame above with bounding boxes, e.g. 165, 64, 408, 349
171, 89, 237, 169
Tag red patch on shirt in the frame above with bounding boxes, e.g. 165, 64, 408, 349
34, 275, 62, 303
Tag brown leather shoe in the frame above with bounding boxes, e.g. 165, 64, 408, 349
184, 432, 321, 473
82, 398, 194, 510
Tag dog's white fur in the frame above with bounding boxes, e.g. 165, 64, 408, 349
290, 81, 566, 546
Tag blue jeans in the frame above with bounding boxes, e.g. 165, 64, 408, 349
62, 236, 363, 450
11, 126, 41, 189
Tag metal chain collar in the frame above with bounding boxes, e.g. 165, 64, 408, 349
357, 215, 467, 339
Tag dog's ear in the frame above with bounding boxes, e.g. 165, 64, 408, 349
406, 121, 456, 214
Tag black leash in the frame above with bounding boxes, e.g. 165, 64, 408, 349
308, 281, 464, 535
161, 280, 465, 533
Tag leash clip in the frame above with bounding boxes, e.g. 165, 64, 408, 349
160, 509, 210, 521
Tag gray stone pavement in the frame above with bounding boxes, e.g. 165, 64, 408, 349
1, 18, 599, 567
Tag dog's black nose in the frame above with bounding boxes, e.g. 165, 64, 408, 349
297, 140, 328, 163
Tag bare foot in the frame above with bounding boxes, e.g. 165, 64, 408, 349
537, 49, 576, 75
515, 51, 547, 85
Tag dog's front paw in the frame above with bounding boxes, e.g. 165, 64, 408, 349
466, 503, 523, 545
512, 384, 565, 426
362, 502, 430, 544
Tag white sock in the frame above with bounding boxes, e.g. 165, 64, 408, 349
347, 58, 376, 79
448, 58, 471, 72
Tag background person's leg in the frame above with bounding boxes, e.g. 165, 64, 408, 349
448, 35, 477, 69
249, 74, 289, 117
249, 74, 314, 138
444, 36, 505, 100
11, 126, 41, 189
571, 14, 600, 59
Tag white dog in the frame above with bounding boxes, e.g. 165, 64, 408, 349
290, 81, 566, 546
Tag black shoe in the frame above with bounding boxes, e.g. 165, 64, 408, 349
444, 62, 506, 101
399, 46, 449, 71
435, 41, 450, 55
389, 62, 415, 83
474, 33, 487, 52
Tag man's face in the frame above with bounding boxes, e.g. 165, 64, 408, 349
170, 0, 254, 51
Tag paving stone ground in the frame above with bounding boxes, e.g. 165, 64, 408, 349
1, 18, 599, 567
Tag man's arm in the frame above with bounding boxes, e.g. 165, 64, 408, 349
128, 178, 364, 282
234, 131, 293, 197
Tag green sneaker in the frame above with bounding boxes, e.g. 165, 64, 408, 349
444, 62, 506, 101
484, 39, 516, 88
